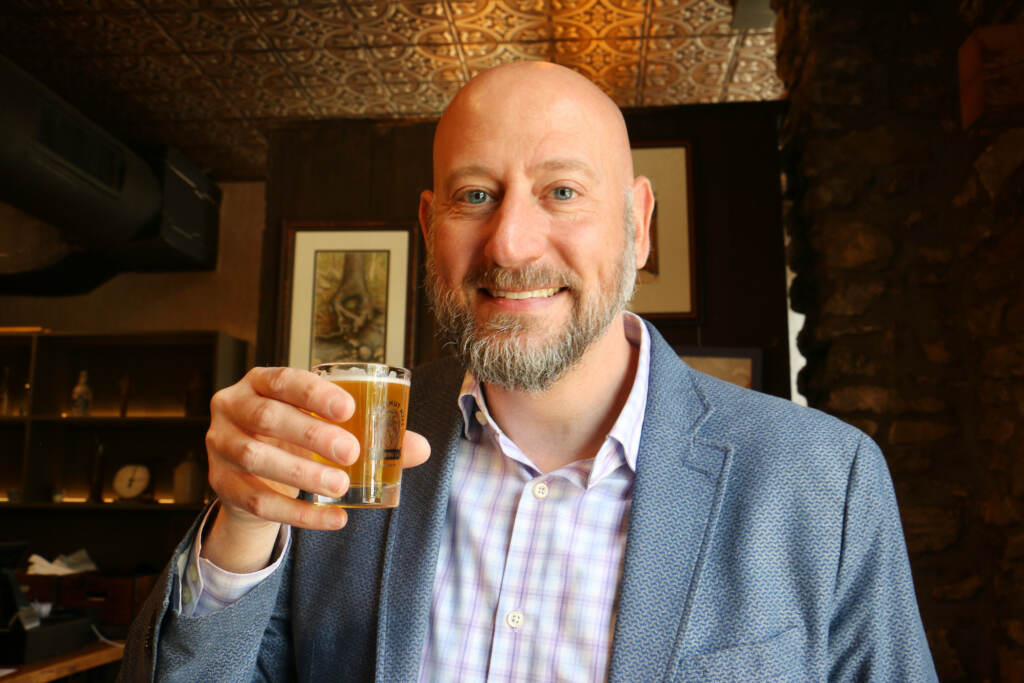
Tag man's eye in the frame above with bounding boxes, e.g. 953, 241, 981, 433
552, 186, 575, 200
464, 190, 490, 204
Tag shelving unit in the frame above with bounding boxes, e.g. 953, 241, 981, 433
0, 330, 246, 572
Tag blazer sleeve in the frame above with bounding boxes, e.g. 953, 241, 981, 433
119, 512, 295, 682
827, 435, 937, 681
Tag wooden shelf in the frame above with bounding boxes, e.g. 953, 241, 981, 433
4, 641, 123, 683
2, 330, 243, 572
28, 416, 209, 426
0, 502, 206, 512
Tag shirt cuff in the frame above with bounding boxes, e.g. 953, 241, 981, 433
178, 501, 291, 617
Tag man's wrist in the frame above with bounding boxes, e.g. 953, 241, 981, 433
200, 502, 283, 574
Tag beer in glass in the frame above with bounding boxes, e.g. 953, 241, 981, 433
311, 362, 410, 508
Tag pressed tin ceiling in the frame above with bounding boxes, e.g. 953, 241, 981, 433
0, 0, 783, 179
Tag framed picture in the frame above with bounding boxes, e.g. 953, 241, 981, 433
281, 222, 414, 369
628, 142, 698, 321
675, 346, 762, 391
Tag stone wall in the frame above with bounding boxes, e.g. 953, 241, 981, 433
774, 1, 1024, 679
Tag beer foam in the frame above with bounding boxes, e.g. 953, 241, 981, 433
317, 364, 410, 385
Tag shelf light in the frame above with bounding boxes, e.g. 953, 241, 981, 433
157, 497, 175, 504
61, 496, 88, 503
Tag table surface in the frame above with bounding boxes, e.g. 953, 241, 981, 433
2, 642, 123, 683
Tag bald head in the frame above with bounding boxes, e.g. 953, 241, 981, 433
432, 62, 635, 196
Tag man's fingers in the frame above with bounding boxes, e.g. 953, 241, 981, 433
209, 423, 351, 498
218, 474, 349, 531
401, 430, 431, 469
224, 389, 359, 466
243, 366, 355, 422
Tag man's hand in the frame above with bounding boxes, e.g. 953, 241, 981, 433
201, 366, 430, 572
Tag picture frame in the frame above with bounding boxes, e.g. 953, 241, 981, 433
628, 142, 698, 321
281, 221, 415, 369
675, 346, 762, 391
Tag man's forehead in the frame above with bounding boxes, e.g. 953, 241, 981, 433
432, 64, 632, 189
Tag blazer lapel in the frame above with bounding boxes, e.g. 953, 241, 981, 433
609, 325, 732, 681
375, 358, 465, 681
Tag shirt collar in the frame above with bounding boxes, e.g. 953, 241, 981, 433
457, 312, 651, 474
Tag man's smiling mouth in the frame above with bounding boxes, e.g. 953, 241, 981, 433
486, 288, 563, 300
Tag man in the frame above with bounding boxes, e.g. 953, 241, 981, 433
121, 62, 936, 681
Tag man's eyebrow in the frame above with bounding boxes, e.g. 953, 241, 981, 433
535, 158, 597, 179
440, 158, 597, 193
441, 165, 494, 192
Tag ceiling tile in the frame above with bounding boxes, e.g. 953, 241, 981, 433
552, 0, 644, 42
4, 0, 141, 11
388, 83, 457, 116
217, 84, 317, 117
642, 31, 737, 104
150, 9, 271, 52
369, 44, 464, 81
187, 48, 282, 84
724, 30, 783, 101
450, 0, 550, 43
132, 86, 242, 120
552, 38, 642, 103
464, 40, 551, 72
52, 53, 201, 93
143, 1, 242, 9
649, 0, 732, 37
250, 5, 363, 50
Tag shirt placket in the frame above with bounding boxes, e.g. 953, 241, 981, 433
486, 474, 555, 680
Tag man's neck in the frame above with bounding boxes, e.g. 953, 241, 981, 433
481, 314, 640, 473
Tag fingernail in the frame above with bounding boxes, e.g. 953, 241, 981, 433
332, 509, 348, 529
326, 470, 348, 496
330, 437, 352, 464
326, 396, 342, 420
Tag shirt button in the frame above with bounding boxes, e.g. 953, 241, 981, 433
533, 482, 549, 499
475, 410, 487, 425
505, 609, 524, 630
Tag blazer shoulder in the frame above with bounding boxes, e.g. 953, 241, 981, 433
687, 368, 873, 476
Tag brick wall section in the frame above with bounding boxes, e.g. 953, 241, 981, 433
774, 1, 1024, 679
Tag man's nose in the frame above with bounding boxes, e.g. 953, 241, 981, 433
482, 191, 548, 268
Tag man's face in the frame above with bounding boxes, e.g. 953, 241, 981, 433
421, 77, 644, 392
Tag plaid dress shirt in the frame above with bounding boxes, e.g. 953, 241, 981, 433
419, 314, 650, 681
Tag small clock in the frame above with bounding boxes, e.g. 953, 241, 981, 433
112, 464, 152, 501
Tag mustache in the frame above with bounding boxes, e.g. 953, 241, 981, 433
465, 265, 579, 291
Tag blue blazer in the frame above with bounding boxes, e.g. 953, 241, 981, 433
122, 323, 936, 681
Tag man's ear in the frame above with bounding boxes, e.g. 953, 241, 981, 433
418, 190, 434, 244
631, 176, 655, 269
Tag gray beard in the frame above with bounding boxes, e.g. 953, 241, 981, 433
425, 211, 637, 393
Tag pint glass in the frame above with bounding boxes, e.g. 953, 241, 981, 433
311, 362, 410, 508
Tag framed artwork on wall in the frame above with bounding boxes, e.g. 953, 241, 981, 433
675, 346, 762, 391
628, 142, 698, 321
281, 222, 414, 369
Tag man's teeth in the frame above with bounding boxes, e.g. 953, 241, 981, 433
490, 288, 559, 300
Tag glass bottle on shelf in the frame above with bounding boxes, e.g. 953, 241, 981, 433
173, 450, 204, 504
0, 366, 9, 416
71, 370, 92, 416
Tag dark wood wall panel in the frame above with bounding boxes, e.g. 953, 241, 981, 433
260, 102, 790, 398
258, 119, 436, 367
627, 101, 790, 398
